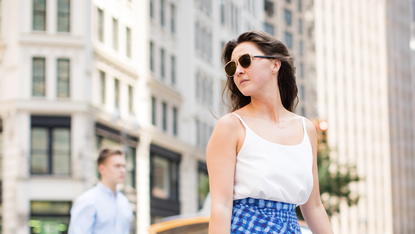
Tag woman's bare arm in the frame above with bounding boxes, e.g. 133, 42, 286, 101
300, 119, 334, 234
207, 114, 241, 234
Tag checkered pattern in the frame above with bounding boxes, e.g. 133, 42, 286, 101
231, 198, 302, 234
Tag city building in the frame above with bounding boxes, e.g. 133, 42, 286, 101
264, 0, 317, 120
314, 0, 415, 233
0, 0, 264, 234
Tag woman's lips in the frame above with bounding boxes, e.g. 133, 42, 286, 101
240, 79, 249, 85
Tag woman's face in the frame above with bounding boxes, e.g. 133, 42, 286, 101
231, 42, 279, 97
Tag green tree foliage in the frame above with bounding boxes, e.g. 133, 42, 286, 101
296, 126, 360, 220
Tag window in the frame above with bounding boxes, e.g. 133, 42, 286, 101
125, 147, 136, 189
195, 24, 212, 59
198, 162, 209, 209
57, 0, 70, 32
33, 57, 46, 97
284, 32, 293, 48
171, 55, 176, 85
170, 4, 175, 33
95, 125, 138, 189
264, 0, 274, 17
33, 0, 46, 31
264, 22, 274, 35
299, 41, 303, 56
298, 0, 302, 12
220, 2, 225, 24
284, 9, 292, 26
299, 62, 304, 78
160, 0, 165, 26
195, 23, 199, 51
286, 0, 291, 3
195, 73, 200, 99
57, 59, 70, 98
150, 146, 180, 201
299, 19, 303, 34
151, 97, 156, 125
97, 8, 104, 42
173, 107, 178, 136
150, 145, 180, 221
150, 0, 154, 19
100, 70, 106, 104
31, 116, 71, 175
162, 102, 167, 132
196, 119, 200, 145
29, 201, 71, 234
112, 18, 118, 51
150, 41, 154, 72
114, 79, 120, 109
300, 85, 305, 100
128, 85, 133, 114
160, 48, 165, 79
126, 27, 132, 58
413, 0, 415, 22
301, 107, 305, 117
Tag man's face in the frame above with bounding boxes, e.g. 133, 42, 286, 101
99, 155, 126, 184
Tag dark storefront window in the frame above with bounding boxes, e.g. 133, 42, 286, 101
95, 123, 138, 189
31, 116, 71, 175
29, 201, 71, 234
150, 144, 180, 224
198, 162, 209, 210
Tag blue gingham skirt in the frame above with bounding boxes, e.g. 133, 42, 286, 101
231, 198, 302, 234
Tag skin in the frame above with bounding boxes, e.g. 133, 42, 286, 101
207, 42, 334, 234
98, 154, 126, 194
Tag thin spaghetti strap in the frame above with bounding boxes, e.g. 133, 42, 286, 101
230, 113, 249, 129
302, 117, 308, 137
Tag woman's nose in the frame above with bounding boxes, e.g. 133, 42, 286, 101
234, 63, 245, 76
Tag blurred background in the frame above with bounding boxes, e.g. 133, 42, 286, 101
0, 0, 414, 234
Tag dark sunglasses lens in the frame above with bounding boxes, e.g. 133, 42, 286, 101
239, 54, 251, 68
225, 61, 237, 77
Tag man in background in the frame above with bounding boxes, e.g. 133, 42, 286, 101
68, 147, 133, 234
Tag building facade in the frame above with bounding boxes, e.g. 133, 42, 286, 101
314, 0, 415, 233
0, 0, 264, 234
263, 0, 317, 120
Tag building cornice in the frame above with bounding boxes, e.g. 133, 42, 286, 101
94, 45, 139, 79
147, 77, 183, 102
0, 99, 90, 115
19, 33, 85, 48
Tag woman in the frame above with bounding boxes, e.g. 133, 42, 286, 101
207, 31, 333, 234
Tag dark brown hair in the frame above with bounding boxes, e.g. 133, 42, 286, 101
221, 30, 299, 112
97, 147, 123, 166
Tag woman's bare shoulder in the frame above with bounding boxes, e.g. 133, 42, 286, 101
215, 113, 243, 133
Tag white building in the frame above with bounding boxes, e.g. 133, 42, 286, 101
0, 0, 264, 234
263, 0, 317, 120
314, 0, 415, 233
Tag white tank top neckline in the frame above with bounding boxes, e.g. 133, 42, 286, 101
230, 113, 314, 205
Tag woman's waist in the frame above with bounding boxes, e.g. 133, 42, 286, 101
232, 197, 299, 222
233, 197, 297, 212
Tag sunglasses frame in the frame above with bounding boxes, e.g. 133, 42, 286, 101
223, 53, 278, 77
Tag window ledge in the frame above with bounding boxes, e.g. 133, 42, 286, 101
30, 175, 72, 179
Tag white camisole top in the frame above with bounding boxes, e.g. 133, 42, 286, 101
231, 113, 314, 205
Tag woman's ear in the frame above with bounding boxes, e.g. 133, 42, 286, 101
272, 59, 281, 75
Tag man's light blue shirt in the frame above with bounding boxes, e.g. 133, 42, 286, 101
68, 182, 133, 234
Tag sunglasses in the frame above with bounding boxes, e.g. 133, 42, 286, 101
223, 53, 277, 77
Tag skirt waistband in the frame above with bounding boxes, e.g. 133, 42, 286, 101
233, 198, 297, 212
